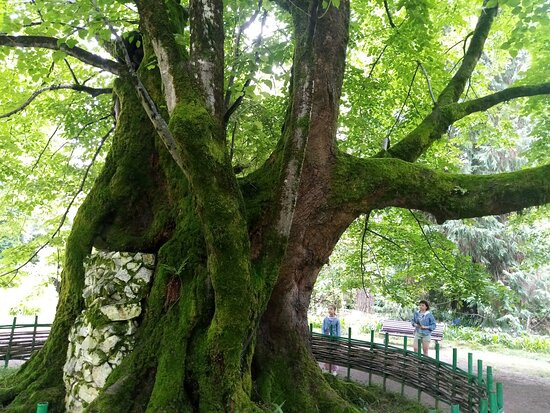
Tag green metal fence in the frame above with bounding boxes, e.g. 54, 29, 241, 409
310, 326, 504, 413
0, 316, 51, 368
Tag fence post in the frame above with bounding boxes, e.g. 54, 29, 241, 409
368, 329, 374, 386
383, 332, 388, 391
477, 359, 483, 386
346, 327, 351, 380
31, 315, 39, 356
401, 336, 407, 396
4, 317, 17, 368
479, 398, 488, 413
450, 347, 457, 403
496, 383, 504, 411
416, 338, 422, 401
468, 352, 473, 412
486, 366, 493, 395
309, 323, 313, 335
435, 341, 440, 410
451, 405, 460, 413
489, 392, 498, 412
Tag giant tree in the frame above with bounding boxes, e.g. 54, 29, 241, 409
0, 0, 549, 411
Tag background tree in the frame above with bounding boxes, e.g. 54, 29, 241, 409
0, 0, 549, 412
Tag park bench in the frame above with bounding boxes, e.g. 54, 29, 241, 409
380, 320, 445, 341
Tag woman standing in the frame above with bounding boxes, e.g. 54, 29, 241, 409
411, 300, 436, 356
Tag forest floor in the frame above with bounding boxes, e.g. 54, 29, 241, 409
346, 343, 550, 413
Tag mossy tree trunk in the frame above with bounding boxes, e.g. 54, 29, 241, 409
1, 0, 550, 412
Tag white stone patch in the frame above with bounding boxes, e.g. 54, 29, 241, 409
134, 267, 153, 283
78, 384, 99, 404
63, 250, 156, 411
99, 335, 120, 354
92, 363, 112, 388
114, 268, 131, 283
100, 304, 141, 321
126, 262, 140, 272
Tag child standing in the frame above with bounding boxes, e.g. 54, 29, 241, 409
322, 305, 341, 375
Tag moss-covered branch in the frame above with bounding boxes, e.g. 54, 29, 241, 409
332, 154, 550, 223
137, 0, 193, 113
189, 0, 225, 120
385, 3, 498, 162
436, 3, 498, 106
449, 82, 550, 122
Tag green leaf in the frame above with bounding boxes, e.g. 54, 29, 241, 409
52, 50, 67, 63
65, 38, 78, 49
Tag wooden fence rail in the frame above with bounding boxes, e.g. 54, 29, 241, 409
310, 326, 504, 413
0, 316, 51, 368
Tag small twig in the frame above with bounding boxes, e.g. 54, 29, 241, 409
408, 209, 454, 276
31, 122, 62, 171
444, 31, 474, 54
383, 62, 419, 142
417, 61, 436, 106
366, 228, 402, 249
360, 213, 372, 298
224, 0, 263, 109
449, 56, 465, 74
367, 44, 388, 79
37, 113, 113, 167
463, 31, 473, 56
383, 0, 396, 28
0, 84, 112, 119
224, 10, 268, 124
0, 127, 113, 279
64, 59, 80, 84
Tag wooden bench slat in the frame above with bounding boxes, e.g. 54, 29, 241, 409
380, 320, 445, 341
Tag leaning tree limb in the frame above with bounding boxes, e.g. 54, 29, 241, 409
0, 35, 123, 75
385, 3, 498, 162
436, 4, 498, 106
449, 83, 550, 122
333, 155, 550, 223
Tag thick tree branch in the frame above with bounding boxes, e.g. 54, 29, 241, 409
385, 3, 498, 161
449, 83, 550, 122
94, 1, 186, 172
437, 4, 498, 106
189, 0, 225, 120
0, 85, 112, 119
383, 82, 550, 161
333, 155, 550, 223
0, 35, 123, 75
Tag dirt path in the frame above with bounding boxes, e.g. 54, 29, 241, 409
440, 345, 550, 413
344, 344, 550, 412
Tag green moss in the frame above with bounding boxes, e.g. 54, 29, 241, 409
326, 375, 428, 413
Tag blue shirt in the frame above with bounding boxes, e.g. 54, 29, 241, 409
322, 316, 341, 337
411, 310, 436, 336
